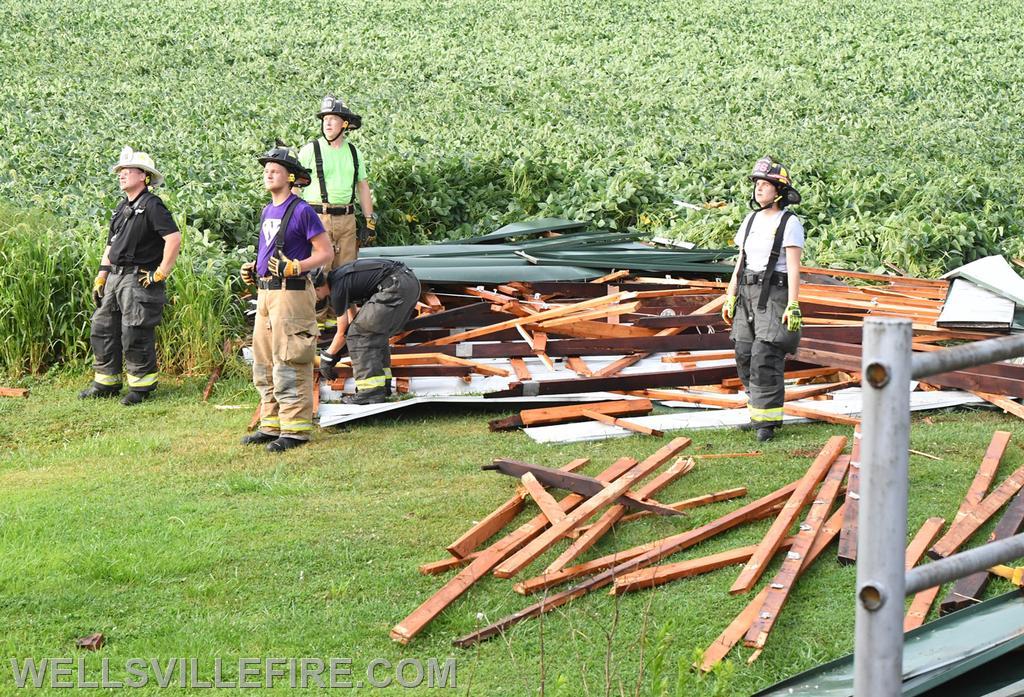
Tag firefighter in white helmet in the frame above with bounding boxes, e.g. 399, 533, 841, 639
80, 147, 181, 405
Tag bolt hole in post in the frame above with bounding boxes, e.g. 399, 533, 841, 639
864, 362, 889, 388
858, 584, 884, 611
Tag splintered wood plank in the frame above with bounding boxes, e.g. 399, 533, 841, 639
521, 473, 567, 525
566, 356, 594, 377
722, 368, 840, 389
513, 500, 787, 596
419, 291, 635, 346
782, 403, 861, 426
419, 553, 480, 575
972, 392, 1024, 421
489, 399, 654, 432
590, 270, 630, 284
0, 387, 30, 398
929, 461, 1024, 559
730, 436, 847, 595
509, 357, 532, 381
628, 389, 745, 409
744, 455, 850, 649
612, 538, 797, 595
547, 458, 694, 572
940, 488, 1024, 615
581, 409, 664, 437
905, 432, 1009, 630
593, 353, 645, 378
447, 458, 589, 558
493, 438, 693, 579
455, 480, 802, 647
576, 487, 748, 532
784, 379, 859, 402
905, 518, 946, 570
390, 456, 637, 644
838, 426, 863, 565
699, 505, 846, 672
930, 432, 1018, 558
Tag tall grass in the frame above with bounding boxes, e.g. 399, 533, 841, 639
157, 217, 249, 376
0, 203, 248, 378
0, 205, 96, 375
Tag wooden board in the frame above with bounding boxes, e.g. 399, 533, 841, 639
743, 455, 850, 649
454, 479, 807, 647
492, 438, 692, 578
390, 456, 637, 644
488, 399, 654, 432
730, 436, 847, 595
698, 504, 845, 671
837, 426, 862, 565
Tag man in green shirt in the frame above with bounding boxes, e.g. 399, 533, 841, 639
298, 95, 376, 271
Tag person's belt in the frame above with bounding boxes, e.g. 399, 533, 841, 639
257, 277, 309, 291
313, 203, 355, 215
742, 272, 787, 287
109, 264, 156, 274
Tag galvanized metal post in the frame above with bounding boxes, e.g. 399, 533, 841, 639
854, 318, 912, 697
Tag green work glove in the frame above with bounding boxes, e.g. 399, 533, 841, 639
92, 275, 106, 306
783, 301, 802, 332
721, 294, 737, 324
240, 261, 256, 286
267, 253, 302, 278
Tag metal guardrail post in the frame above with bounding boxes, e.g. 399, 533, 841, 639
854, 318, 912, 697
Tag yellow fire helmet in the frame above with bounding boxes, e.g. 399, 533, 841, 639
111, 146, 164, 188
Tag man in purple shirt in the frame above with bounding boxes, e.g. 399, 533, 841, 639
239, 144, 332, 452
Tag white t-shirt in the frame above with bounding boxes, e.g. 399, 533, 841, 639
733, 210, 805, 273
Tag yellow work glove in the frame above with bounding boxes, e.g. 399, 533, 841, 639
267, 253, 302, 278
240, 261, 256, 286
138, 268, 167, 288
782, 301, 802, 332
92, 275, 106, 306
721, 294, 737, 325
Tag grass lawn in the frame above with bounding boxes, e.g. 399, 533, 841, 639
1, 375, 1022, 695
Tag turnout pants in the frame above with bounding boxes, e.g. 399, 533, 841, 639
730, 281, 801, 427
89, 271, 165, 392
319, 213, 358, 271
252, 280, 319, 440
347, 266, 420, 393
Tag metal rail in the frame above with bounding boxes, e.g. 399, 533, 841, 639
854, 320, 1024, 697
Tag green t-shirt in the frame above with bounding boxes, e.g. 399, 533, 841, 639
298, 138, 368, 205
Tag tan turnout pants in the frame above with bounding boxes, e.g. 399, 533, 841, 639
319, 213, 358, 271
252, 280, 319, 440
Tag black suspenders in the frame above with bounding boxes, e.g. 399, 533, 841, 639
735, 210, 793, 311
273, 197, 303, 257
312, 140, 360, 207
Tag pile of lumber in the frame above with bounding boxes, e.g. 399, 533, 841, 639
391, 428, 1024, 673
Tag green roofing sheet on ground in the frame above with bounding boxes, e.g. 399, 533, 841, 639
753, 590, 1024, 697
361, 220, 735, 281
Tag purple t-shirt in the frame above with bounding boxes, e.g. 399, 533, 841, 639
256, 194, 326, 276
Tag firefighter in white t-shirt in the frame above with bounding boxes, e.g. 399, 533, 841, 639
721, 157, 804, 442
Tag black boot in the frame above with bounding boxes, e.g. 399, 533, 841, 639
240, 432, 277, 446
757, 426, 776, 442
266, 436, 308, 453
737, 421, 758, 432
342, 387, 387, 405
120, 390, 150, 406
79, 383, 121, 399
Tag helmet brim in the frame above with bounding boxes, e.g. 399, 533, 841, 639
258, 157, 312, 186
317, 110, 362, 130
111, 163, 164, 188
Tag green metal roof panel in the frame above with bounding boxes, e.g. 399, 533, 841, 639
753, 590, 1024, 697
399, 264, 601, 283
